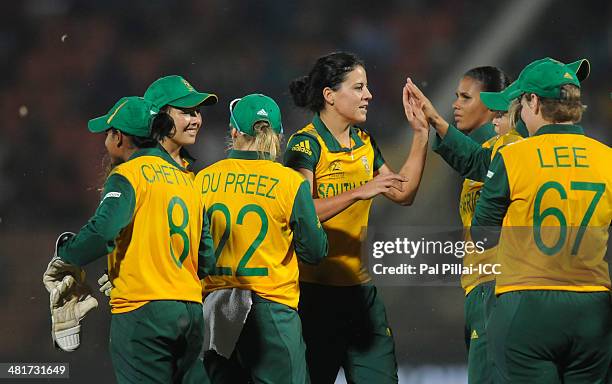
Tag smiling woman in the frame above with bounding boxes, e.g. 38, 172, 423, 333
165, 105, 203, 145
284, 51, 430, 384
144, 75, 218, 167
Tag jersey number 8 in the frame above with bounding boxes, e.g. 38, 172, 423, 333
168, 196, 190, 267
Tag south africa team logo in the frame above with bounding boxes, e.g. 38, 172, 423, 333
182, 78, 195, 92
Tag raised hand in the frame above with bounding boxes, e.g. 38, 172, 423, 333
405, 78, 441, 124
403, 82, 429, 134
406, 78, 450, 137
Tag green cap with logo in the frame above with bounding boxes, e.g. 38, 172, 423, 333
88, 96, 158, 137
144, 75, 218, 109
229, 94, 283, 136
480, 58, 590, 111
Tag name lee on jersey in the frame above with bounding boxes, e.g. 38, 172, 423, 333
536, 146, 589, 168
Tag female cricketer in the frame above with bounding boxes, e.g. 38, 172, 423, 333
195, 94, 328, 384
284, 51, 429, 384
406, 66, 512, 383
405, 58, 590, 384
144, 75, 218, 171
52, 90, 217, 383
472, 57, 611, 383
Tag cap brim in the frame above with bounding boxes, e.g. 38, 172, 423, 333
567, 59, 590, 82
170, 92, 218, 108
480, 92, 510, 112
88, 115, 111, 133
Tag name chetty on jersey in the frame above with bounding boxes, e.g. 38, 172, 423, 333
140, 162, 195, 187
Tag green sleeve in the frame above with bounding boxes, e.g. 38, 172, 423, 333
197, 207, 216, 279
432, 124, 494, 181
290, 180, 328, 264
283, 134, 321, 172
59, 174, 136, 266
470, 153, 511, 249
369, 134, 385, 171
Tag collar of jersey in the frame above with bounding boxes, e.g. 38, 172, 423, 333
312, 114, 365, 152
128, 144, 193, 171
468, 122, 497, 145
228, 150, 272, 160
534, 124, 584, 136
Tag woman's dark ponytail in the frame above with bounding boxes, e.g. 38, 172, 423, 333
289, 75, 310, 108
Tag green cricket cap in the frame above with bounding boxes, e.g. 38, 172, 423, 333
480, 81, 519, 112
229, 94, 283, 136
567, 59, 590, 82
506, 57, 581, 100
144, 75, 218, 109
88, 96, 158, 137
481, 58, 590, 111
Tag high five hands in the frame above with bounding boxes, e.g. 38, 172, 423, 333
404, 78, 450, 137
403, 78, 429, 134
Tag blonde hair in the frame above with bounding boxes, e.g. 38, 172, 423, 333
525, 84, 586, 123
507, 99, 521, 132
230, 121, 282, 161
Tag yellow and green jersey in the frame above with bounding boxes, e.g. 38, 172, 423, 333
472, 124, 612, 294
195, 150, 327, 309
435, 122, 496, 230
461, 126, 527, 293
459, 136, 494, 294
284, 114, 385, 286
434, 122, 529, 293
459, 134, 496, 229
433, 121, 529, 183
59, 146, 209, 314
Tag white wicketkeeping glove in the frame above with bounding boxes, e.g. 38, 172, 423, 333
43, 232, 98, 352
49, 274, 98, 352
43, 232, 85, 292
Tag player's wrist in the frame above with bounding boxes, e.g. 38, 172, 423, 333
412, 129, 429, 143
349, 186, 366, 201
431, 115, 449, 137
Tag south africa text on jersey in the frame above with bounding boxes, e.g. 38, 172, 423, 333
199, 172, 280, 199
317, 180, 368, 198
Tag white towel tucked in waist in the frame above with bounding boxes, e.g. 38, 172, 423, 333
202, 288, 252, 358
